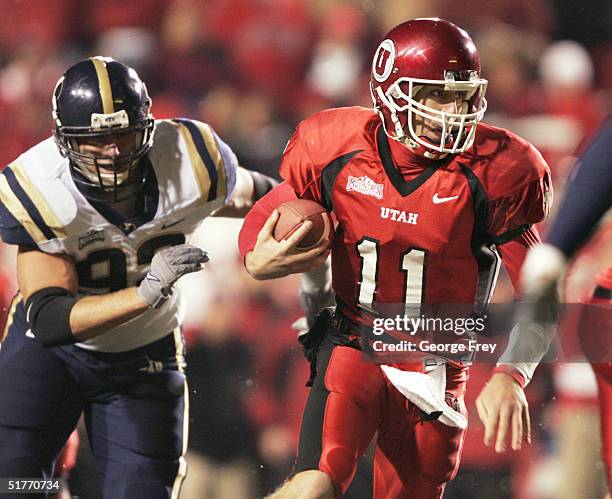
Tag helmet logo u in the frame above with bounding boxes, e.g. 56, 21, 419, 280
373, 39, 395, 83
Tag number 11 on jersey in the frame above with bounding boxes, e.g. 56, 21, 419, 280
357, 238, 427, 315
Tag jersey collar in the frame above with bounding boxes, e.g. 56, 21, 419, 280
376, 125, 444, 197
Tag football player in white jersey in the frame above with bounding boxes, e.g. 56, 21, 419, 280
0, 57, 278, 498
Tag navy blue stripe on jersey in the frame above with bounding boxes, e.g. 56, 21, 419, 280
0, 198, 36, 246
175, 119, 218, 201
210, 128, 238, 203
547, 118, 612, 257
2, 168, 56, 241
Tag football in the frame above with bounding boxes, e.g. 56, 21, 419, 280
273, 199, 333, 250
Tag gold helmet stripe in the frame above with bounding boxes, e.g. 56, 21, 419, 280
91, 57, 114, 114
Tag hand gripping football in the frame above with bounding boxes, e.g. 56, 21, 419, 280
273, 199, 333, 250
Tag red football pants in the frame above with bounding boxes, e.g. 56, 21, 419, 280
294, 340, 467, 498
579, 290, 612, 489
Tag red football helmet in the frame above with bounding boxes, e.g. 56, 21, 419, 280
370, 18, 487, 155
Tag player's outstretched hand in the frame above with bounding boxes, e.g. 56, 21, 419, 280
246, 209, 330, 280
138, 244, 209, 308
476, 373, 531, 453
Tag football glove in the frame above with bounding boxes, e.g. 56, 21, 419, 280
138, 244, 208, 309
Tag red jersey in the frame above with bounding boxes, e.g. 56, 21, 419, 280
278, 107, 551, 324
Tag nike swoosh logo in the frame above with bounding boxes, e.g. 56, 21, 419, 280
432, 193, 459, 204
145, 272, 161, 282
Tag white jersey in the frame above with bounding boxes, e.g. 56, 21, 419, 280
0, 119, 237, 352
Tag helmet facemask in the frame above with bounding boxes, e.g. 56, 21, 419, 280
372, 70, 487, 155
54, 109, 155, 203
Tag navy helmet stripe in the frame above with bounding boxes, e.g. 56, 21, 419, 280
175, 119, 218, 201
2, 169, 56, 241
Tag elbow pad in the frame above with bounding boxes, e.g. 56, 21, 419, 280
25, 287, 78, 346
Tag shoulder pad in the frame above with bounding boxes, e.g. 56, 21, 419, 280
0, 140, 77, 245
152, 119, 237, 206
468, 124, 550, 201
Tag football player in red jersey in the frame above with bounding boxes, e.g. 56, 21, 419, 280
499, 118, 612, 490
240, 18, 551, 498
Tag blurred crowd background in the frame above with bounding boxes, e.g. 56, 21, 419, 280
0, 0, 611, 498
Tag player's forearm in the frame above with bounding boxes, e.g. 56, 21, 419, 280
495, 235, 564, 387
69, 287, 148, 341
496, 244, 565, 385
494, 321, 555, 387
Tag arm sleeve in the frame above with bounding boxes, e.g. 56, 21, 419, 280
547, 118, 612, 257
496, 227, 556, 387
237, 182, 297, 259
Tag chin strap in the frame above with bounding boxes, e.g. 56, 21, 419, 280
373, 83, 405, 143
390, 109, 406, 141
